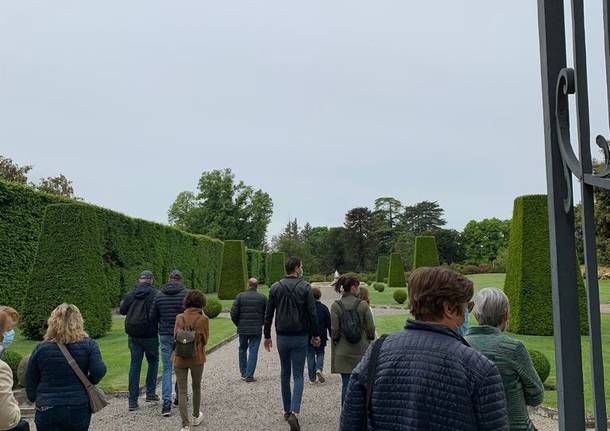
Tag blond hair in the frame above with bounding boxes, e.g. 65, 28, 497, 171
45, 303, 88, 344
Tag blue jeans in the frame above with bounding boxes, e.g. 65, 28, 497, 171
128, 336, 159, 404
159, 334, 175, 404
35, 404, 91, 431
306, 345, 325, 382
238, 334, 262, 378
276, 335, 308, 415
341, 373, 351, 406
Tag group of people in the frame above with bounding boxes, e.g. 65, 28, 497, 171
0, 256, 546, 431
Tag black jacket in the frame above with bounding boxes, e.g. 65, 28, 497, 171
315, 300, 331, 347
149, 282, 187, 336
340, 320, 508, 431
264, 276, 319, 339
230, 288, 268, 336
120, 282, 158, 338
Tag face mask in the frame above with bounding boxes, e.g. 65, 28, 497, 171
2, 329, 15, 348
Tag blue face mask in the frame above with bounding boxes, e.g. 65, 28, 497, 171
2, 329, 15, 348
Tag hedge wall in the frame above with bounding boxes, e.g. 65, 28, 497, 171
22, 204, 112, 339
375, 256, 389, 282
504, 194, 588, 335
218, 240, 248, 300
387, 253, 407, 287
412, 236, 440, 269
247, 249, 266, 284
0, 180, 224, 312
267, 252, 286, 286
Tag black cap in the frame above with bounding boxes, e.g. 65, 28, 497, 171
139, 270, 153, 279
169, 270, 183, 280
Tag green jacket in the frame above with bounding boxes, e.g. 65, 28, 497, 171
331, 293, 376, 374
466, 326, 544, 431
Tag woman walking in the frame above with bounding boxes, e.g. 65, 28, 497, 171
173, 290, 209, 431
331, 274, 375, 406
25, 304, 107, 431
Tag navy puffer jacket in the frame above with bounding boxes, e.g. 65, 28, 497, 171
340, 320, 508, 431
149, 282, 187, 335
231, 288, 268, 336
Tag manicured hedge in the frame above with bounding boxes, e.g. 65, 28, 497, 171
22, 204, 112, 339
375, 256, 389, 282
218, 240, 248, 300
267, 252, 286, 286
387, 253, 407, 288
412, 236, 440, 269
247, 249, 266, 284
504, 195, 588, 335
528, 349, 551, 384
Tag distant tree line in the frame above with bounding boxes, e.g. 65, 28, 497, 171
0, 155, 77, 197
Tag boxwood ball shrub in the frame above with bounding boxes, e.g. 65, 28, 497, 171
218, 240, 248, 300
22, 204, 112, 339
375, 256, 389, 282
393, 289, 407, 304
412, 236, 440, 269
3, 350, 23, 388
528, 349, 551, 384
372, 282, 386, 292
504, 195, 588, 335
204, 296, 222, 319
387, 253, 407, 288
267, 252, 286, 286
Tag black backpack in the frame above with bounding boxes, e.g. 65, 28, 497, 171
174, 314, 202, 358
275, 280, 304, 332
337, 299, 363, 344
125, 293, 153, 337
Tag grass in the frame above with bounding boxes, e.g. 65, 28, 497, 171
9, 316, 236, 393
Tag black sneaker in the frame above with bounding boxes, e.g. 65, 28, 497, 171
173, 397, 179, 406
161, 402, 171, 417
287, 413, 300, 431
284, 412, 291, 421
245, 377, 257, 383
145, 394, 160, 402
128, 403, 138, 412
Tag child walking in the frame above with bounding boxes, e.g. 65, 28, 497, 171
307, 287, 331, 384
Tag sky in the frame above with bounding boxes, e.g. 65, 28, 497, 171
1, 1, 609, 239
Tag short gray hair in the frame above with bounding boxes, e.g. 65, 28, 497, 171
473, 288, 510, 328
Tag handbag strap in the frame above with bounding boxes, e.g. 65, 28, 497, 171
363, 334, 388, 430
57, 343, 94, 390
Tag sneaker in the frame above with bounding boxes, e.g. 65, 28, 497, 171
180, 427, 189, 431
241, 375, 246, 381
245, 377, 257, 383
128, 403, 138, 412
162, 401, 171, 417
145, 394, 160, 402
307, 380, 317, 385
192, 412, 204, 426
316, 370, 326, 383
284, 412, 291, 421
287, 413, 301, 431
173, 397, 179, 406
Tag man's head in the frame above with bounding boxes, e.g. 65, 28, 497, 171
169, 269, 183, 282
312, 287, 322, 300
139, 270, 154, 285
248, 278, 258, 289
285, 256, 302, 276
408, 267, 474, 330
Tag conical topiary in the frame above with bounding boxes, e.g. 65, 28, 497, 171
267, 252, 286, 286
387, 253, 407, 288
375, 256, 389, 282
218, 240, 248, 300
412, 236, 440, 269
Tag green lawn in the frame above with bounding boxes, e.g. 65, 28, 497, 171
9, 317, 236, 393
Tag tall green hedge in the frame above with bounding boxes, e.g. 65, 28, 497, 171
22, 204, 112, 339
375, 256, 389, 282
267, 252, 286, 286
412, 236, 440, 269
218, 240, 248, 300
387, 253, 406, 287
504, 194, 588, 335
0, 180, 225, 312
247, 249, 266, 284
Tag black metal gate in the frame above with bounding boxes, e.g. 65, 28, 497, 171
538, 1, 608, 430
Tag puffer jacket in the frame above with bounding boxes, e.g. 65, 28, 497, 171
231, 288, 268, 336
149, 282, 187, 335
264, 276, 319, 338
340, 320, 508, 431
25, 338, 107, 407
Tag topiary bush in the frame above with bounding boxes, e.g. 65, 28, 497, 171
504, 195, 588, 335
387, 253, 407, 287
412, 236, 440, 269
375, 256, 389, 282
218, 240, 248, 300
267, 252, 286, 286
3, 350, 23, 388
528, 349, 551, 384
372, 282, 386, 292
393, 289, 407, 304
247, 249, 266, 284
22, 204, 112, 339
204, 296, 223, 319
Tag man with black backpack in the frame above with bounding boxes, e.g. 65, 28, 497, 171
264, 257, 320, 431
120, 270, 160, 412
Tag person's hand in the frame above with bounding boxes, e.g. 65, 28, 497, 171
264, 338, 273, 352
311, 336, 321, 348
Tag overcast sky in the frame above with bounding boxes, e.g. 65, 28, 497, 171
1, 1, 609, 239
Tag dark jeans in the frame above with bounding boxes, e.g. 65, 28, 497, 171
306, 345, 325, 382
276, 335, 308, 415
341, 373, 351, 406
35, 404, 91, 431
238, 334, 261, 378
7, 420, 30, 431
128, 336, 159, 404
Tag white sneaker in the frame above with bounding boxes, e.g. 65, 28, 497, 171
180, 427, 189, 431
192, 412, 204, 426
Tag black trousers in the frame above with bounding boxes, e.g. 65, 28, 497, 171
8, 420, 30, 431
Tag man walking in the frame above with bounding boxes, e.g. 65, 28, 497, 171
231, 278, 267, 382
264, 257, 320, 431
120, 270, 160, 411
150, 270, 187, 417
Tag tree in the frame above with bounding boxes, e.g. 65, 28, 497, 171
0, 156, 32, 184
272, 219, 311, 260
373, 197, 403, 256
35, 174, 76, 197
344, 207, 377, 272
400, 201, 446, 236
168, 169, 273, 249
461, 218, 511, 264
393, 231, 416, 271
317, 227, 348, 273
423, 228, 466, 265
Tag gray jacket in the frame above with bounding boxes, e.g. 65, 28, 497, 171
231, 288, 268, 336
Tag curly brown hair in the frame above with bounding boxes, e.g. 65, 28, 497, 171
184, 289, 207, 309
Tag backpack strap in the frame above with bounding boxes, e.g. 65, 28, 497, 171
363, 334, 388, 430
